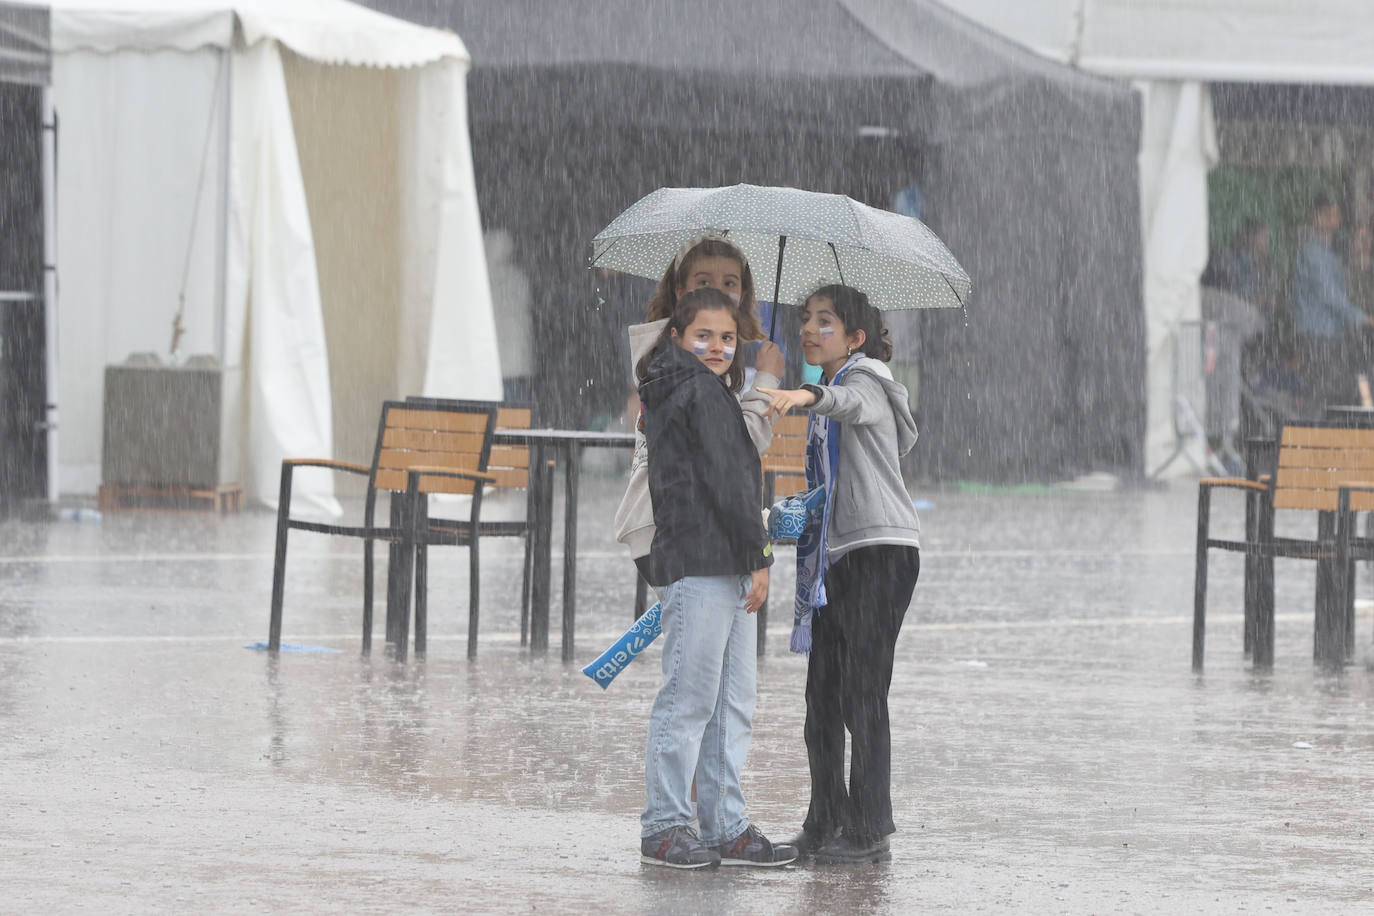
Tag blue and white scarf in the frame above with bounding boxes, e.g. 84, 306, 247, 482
791, 352, 865, 654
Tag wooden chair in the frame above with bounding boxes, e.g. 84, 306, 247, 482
762, 412, 811, 505
1194, 422, 1374, 671
746, 411, 812, 654
268, 400, 498, 659
406, 398, 541, 654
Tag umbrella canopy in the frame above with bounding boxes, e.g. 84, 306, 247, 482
591, 184, 971, 312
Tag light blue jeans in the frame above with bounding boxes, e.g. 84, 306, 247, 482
641, 574, 757, 844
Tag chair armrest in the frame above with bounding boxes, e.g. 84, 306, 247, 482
1198, 477, 1269, 493
281, 457, 371, 476
404, 466, 497, 484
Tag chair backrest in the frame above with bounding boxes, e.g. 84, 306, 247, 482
489, 405, 533, 490
403, 396, 534, 492
761, 412, 809, 499
1274, 423, 1374, 512
371, 400, 497, 496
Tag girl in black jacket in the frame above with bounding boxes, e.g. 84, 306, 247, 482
635, 287, 795, 870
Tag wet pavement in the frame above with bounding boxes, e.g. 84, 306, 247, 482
2, 473, 1372, 913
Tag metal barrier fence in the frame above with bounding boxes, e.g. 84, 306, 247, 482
1152, 319, 1247, 478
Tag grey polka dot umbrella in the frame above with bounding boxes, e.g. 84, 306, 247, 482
591, 184, 972, 328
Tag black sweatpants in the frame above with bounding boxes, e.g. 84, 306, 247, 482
801, 544, 920, 842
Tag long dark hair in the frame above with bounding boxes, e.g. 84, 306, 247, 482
806, 284, 893, 361
637, 287, 747, 392
644, 237, 763, 342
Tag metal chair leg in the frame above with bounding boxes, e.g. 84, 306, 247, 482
413, 490, 432, 658
415, 542, 428, 658
520, 487, 534, 646
268, 463, 294, 652
362, 537, 374, 657
1253, 498, 1276, 671
1192, 485, 1210, 672
468, 532, 481, 660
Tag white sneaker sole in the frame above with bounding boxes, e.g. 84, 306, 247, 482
640, 854, 718, 869
718, 855, 798, 867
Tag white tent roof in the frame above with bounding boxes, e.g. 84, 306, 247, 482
49, 0, 466, 67
936, 0, 1374, 86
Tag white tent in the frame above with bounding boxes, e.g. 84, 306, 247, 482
42, 0, 501, 511
935, 0, 1374, 476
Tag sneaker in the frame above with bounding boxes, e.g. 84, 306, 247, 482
814, 830, 891, 865
641, 825, 721, 869
785, 825, 842, 859
715, 823, 798, 867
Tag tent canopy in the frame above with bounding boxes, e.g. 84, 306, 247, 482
48, 0, 464, 65
12, 0, 500, 506
367, 0, 1145, 481
937, 0, 1374, 86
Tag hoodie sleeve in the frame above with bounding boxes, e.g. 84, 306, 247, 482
738, 370, 779, 455
806, 370, 890, 427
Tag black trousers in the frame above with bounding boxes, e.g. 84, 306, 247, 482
802, 544, 920, 841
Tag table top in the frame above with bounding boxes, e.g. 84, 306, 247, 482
493, 428, 636, 448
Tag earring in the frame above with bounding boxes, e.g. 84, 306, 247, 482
847, 346, 853, 356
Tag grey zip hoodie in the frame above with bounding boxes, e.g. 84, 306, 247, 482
804, 357, 921, 558
613, 318, 777, 558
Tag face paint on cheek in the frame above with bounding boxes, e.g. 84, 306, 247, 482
727, 291, 741, 305
819, 327, 836, 338
692, 340, 708, 356
722, 346, 736, 361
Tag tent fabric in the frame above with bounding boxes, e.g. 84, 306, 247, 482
366, 0, 1146, 482
48, 0, 465, 68
51, 48, 230, 493
32, 0, 498, 507
397, 58, 503, 403
1076, 0, 1374, 85
224, 41, 338, 515
0, 2, 49, 86
1137, 81, 1218, 478
935, 0, 1374, 86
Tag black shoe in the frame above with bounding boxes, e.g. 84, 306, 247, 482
786, 825, 842, 858
814, 830, 891, 865
715, 823, 798, 867
641, 825, 721, 869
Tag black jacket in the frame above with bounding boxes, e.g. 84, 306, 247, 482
638, 341, 772, 587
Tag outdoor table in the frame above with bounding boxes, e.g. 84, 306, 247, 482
1323, 405, 1374, 429
492, 428, 635, 661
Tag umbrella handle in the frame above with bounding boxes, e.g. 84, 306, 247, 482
769, 235, 787, 341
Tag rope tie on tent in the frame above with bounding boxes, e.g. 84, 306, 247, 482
171, 53, 227, 361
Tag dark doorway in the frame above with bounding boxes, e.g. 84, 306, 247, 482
0, 81, 47, 512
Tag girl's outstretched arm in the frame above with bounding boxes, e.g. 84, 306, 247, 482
760, 373, 887, 426
755, 385, 816, 419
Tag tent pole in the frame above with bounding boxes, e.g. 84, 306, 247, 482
215, 48, 233, 364
769, 235, 787, 340
41, 88, 58, 503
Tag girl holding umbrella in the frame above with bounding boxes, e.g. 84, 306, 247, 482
757, 283, 923, 865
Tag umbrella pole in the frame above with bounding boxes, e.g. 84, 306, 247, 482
769, 235, 787, 340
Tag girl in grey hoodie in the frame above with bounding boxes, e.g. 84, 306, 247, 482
757, 284, 922, 866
